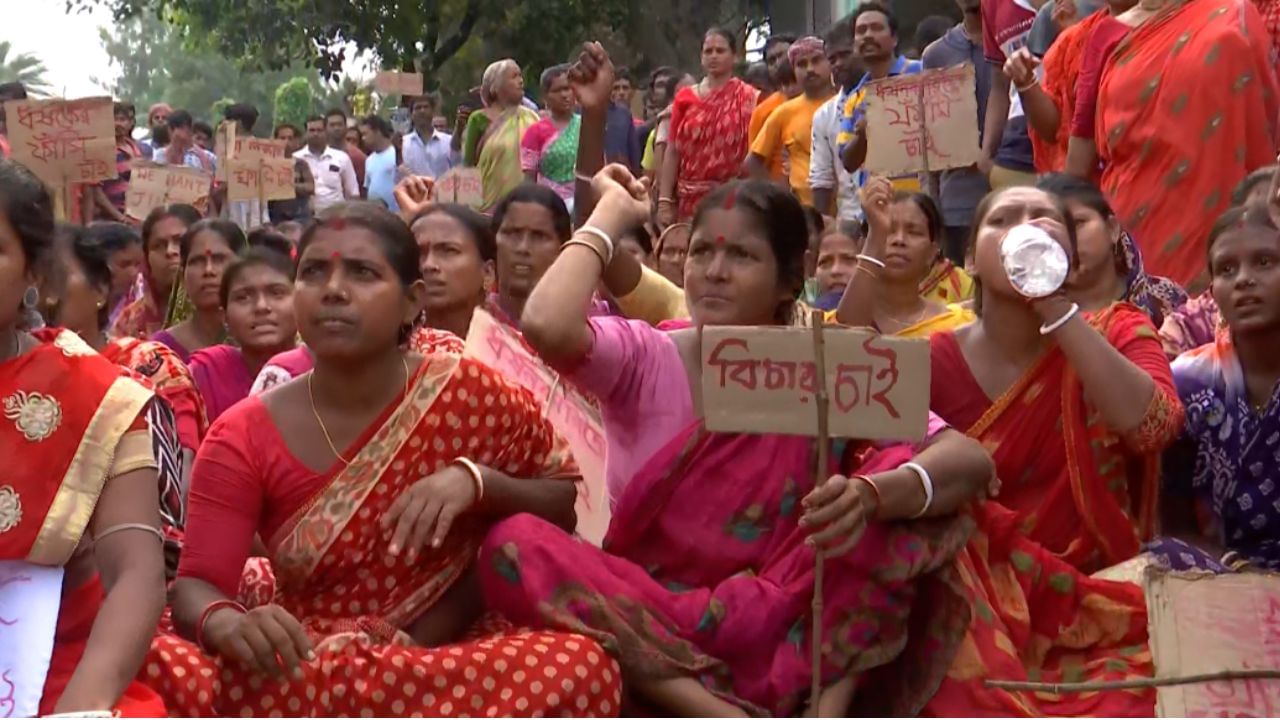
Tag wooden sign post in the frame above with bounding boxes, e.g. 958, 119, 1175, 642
698, 318, 931, 715
124, 160, 213, 220
432, 167, 484, 210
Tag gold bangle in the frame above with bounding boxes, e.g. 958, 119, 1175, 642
561, 238, 608, 268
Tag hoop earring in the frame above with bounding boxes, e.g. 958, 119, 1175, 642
22, 286, 38, 310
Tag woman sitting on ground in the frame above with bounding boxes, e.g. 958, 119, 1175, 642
835, 178, 975, 336
109, 204, 201, 340
188, 247, 298, 424
142, 202, 621, 716
153, 219, 247, 362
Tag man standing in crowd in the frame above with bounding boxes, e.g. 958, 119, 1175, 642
809, 19, 863, 228
85, 101, 142, 223
269, 123, 315, 224
326, 108, 366, 188
193, 121, 214, 151
979, 0, 1044, 188
295, 115, 358, 213
604, 85, 640, 173
360, 114, 400, 213
402, 94, 458, 179
138, 102, 171, 157
839, 2, 922, 190
222, 102, 269, 229
611, 67, 636, 120
749, 34, 797, 144
747, 36, 835, 208
923, 0, 992, 264
153, 110, 217, 172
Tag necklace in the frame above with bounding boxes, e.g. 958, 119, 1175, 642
883, 303, 931, 330
309, 355, 411, 465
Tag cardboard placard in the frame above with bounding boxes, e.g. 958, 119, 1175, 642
433, 167, 484, 209
227, 156, 296, 202
699, 326, 930, 440
215, 128, 287, 183
1146, 567, 1280, 716
3, 97, 117, 186
463, 310, 610, 545
0, 561, 65, 719
864, 65, 982, 176
374, 70, 425, 97
125, 161, 213, 220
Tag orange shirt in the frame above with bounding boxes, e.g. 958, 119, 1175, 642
748, 91, 786, 180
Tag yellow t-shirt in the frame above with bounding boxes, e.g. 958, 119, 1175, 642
750, 93, 830, 207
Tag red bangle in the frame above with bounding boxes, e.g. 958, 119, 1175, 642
195, 599, 247, 652
852, 475, 882, 515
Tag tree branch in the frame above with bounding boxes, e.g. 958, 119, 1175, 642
429, 0, 483, 71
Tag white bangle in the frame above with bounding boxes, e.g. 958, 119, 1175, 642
1039, 302, 1080, 336
575, 225, 615, 264
856, 254, 886, 269
902, 462, 934, 518
574, 170, 595, 183
1015, 78, 1040, 93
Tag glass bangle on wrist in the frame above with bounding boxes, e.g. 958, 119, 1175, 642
195, 599, 247, 652
452, 457, 485, 506
1039, 302, 1080, 335
575, 225, 615, 264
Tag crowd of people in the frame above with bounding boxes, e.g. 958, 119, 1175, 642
1, 0, 1279, 715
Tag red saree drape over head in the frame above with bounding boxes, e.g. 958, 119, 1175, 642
142, 353, 622, 716
923, 304, 1185, 717
1096, 0, 1279, 288
669, 79, 758, 218
1, 329, 164, 716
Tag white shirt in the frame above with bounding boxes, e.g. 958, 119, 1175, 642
402, 130, 459, 179
293, 145, 358, 212
809, 91, 861, 224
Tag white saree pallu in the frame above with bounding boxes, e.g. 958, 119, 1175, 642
0, 560, 64, 718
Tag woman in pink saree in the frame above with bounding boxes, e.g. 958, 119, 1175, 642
481, 67, 995, 711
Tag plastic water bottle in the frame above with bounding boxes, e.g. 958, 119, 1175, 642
1000, 224, 1069, 298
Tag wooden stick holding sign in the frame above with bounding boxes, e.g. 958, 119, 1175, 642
698, 319, 930, 716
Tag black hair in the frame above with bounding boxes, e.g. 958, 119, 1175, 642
854, 1, 899, 35
324, 108, 348, 123
409, 94, 436, 112
56, 223, 113, 328
540, 64, 571, 93
649, 66, 677, 90
0, 160, 55, 275
1231, 166, 1277, 207
299, 202, 421, 288
492, 184, 573, 243
662, 72, 693, 101
764, 34, 797, 54
179, 218, 247, 265
695, 180, 809, 320
704, 27, 739, 55
140, 204, 201, 254
360, 114, 394, 138
0, 82, 27, 101
1206, 203, 1279, 261
803, 206, 826, 238
246, 227, 295, 258
224, 102, 260, 132
825, 18, 854, 48
113, 101, 136, 116
166, 110, 193, 130
85, 221, 142, 255
193, 120, 214, 139
614, 66, 632, 83
415, 204, 498, 262
273, 123, 302, 140
623, 223, 654, 255
1038, 173, 1116, 218
304, 115, 325, 128
219, 246, 295, 309
894, 191, 945, 245
151, 125, 171, 147
915, 15, 953, 53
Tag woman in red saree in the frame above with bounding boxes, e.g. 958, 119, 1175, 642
657, 28, 759, 224
922, 186, 1185, 716
0, 159, 167, 716
110, 204, 202, 340
142, 202, 620, 716
1095, 0, 1278, 288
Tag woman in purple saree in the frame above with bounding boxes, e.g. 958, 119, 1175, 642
478, 67, 995, 714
